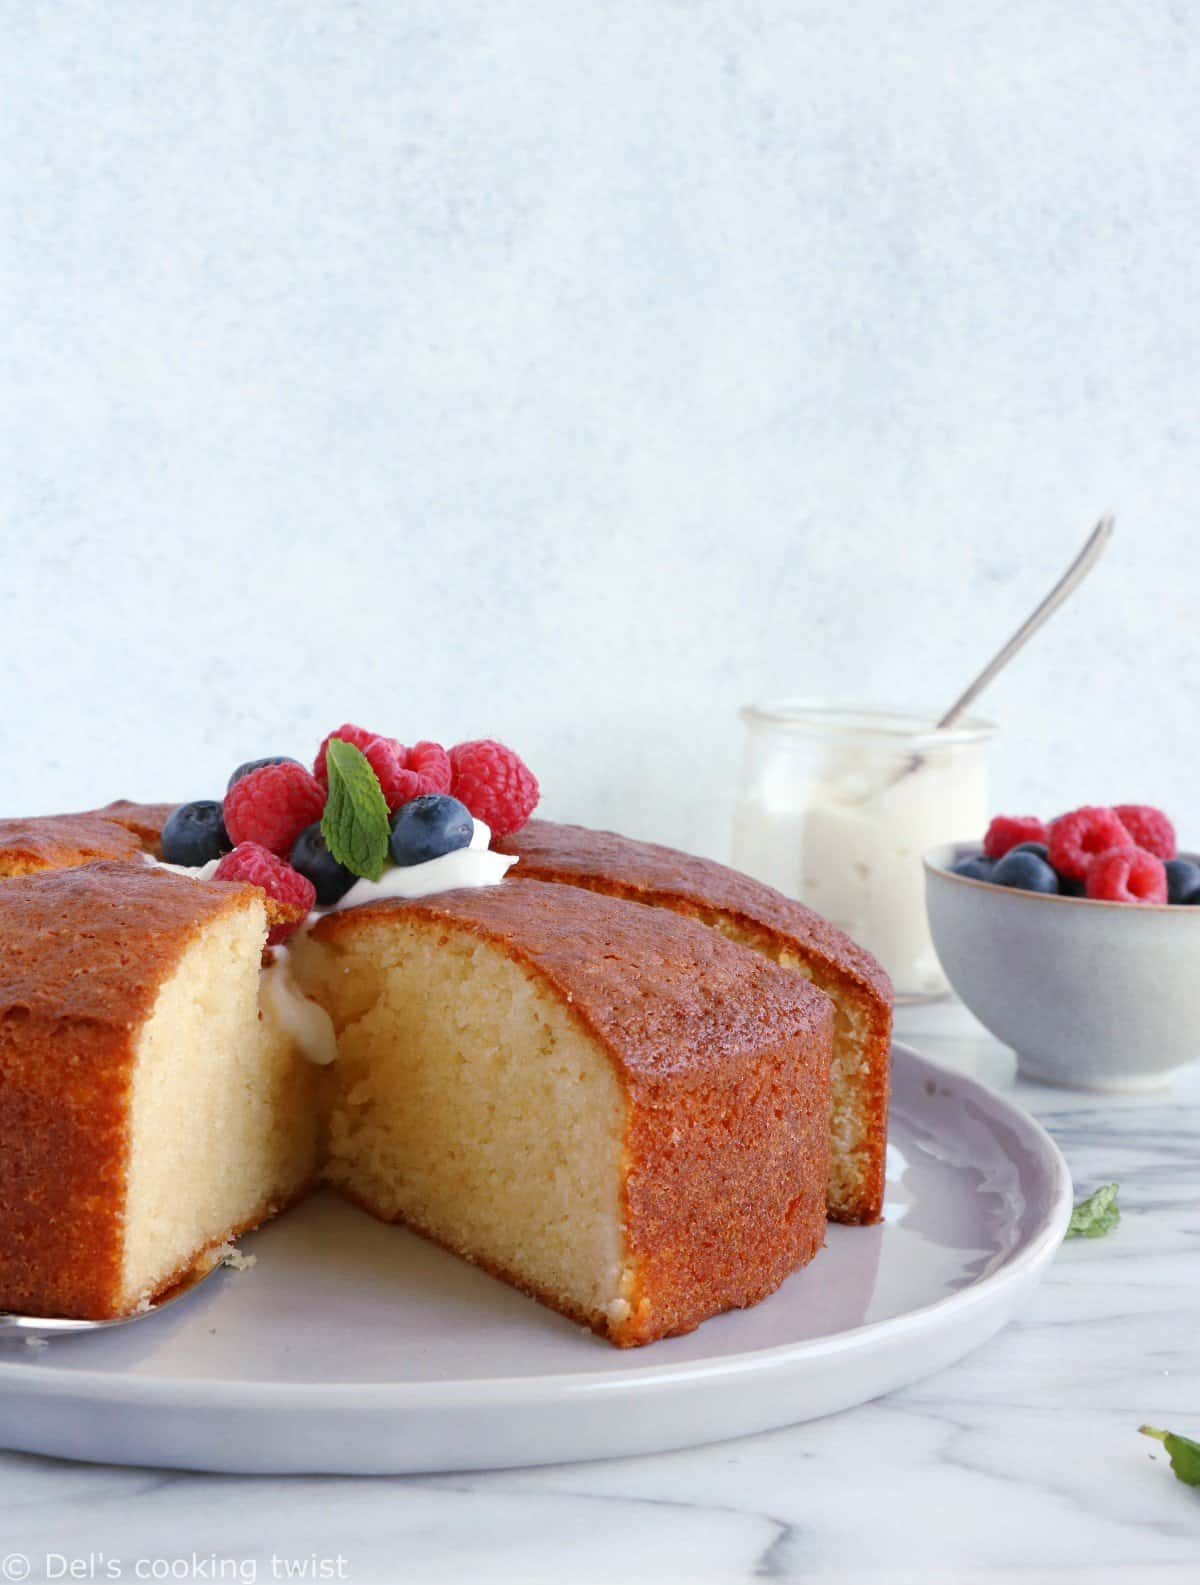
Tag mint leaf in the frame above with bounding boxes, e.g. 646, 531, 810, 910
1140, 1426, 1200, 1487
1065, 1183, 1120, 1240
320, 739, 390, 882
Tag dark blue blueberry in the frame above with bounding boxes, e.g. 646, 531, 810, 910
992, 849, 1060, 895
161, 800, 232, 867
1009, 841, 1050, 862
290, 823, 356, 906
227, 755, 302, 791
1165, 858, 1200, 905
1058, 873, 1087, 897
389, 794, 474, 868
953, 853, 996, 883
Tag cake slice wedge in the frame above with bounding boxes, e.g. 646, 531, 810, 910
0, 862, 320, 1318
496, 821, 893, 1224
293, 879, 833, 1346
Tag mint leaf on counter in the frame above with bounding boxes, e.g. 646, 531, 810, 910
1065, 1183, 1120, 1240
1140, 1426, 1200, 1487
321, 738, 391, 882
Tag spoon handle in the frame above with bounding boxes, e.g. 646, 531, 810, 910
937, 514, 1115, 730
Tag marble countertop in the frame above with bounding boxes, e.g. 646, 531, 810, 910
3, 999, 1197, 1584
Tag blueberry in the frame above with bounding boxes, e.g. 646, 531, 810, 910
389, 795, 474, 867
992, 849, 1060, 895
161, 800, 232, 867
952, 854, 995, 883
227, 755, 302, 791
1165, 858, 1200, 905
1009, 841, 1050, 862
291, 823, 356, 906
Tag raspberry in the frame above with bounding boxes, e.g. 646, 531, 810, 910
224, 762, 326, 857
1085, 846, 1168, 905
214, 842, 317, 942
1047, 806, 1132, 883
448, 739, 539, 838
313, 723, 415, 813
982, 815, 1049, 861
405, 740, 452, 797
1113, 804, 1176, 861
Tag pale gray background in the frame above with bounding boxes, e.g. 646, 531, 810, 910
3, 2, 1196, 860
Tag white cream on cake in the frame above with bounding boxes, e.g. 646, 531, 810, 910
327, 819, 516, 911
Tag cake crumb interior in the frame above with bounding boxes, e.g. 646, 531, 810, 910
121, 904, 320, 1310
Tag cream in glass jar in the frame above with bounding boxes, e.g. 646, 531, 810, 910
732, 703, 993, 1001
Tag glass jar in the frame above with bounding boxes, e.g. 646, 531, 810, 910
732, 703, 994, 1002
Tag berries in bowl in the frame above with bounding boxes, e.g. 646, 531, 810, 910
924, 803, 1200, 1091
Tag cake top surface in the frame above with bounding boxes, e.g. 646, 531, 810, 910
0, 812, 145, 876
307, 876, 833, 1081
0, 861, 259, 1029
83, 799, 178, 851
497, 819, 893, 1005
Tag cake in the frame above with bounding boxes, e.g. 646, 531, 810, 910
496, 820, 892, 1224
0, 861, 833, 1344
0, 812, 145, 877
292, 880, 833, 1345
0, 728, 891, 1342
0, 862, 320, 1318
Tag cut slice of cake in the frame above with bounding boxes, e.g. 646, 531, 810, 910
496, 821, 893, 1225
292, 879, 834, 1346
0, 863, 320, 1318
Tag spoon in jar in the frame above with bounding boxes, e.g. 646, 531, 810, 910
883, 513, 1115, 789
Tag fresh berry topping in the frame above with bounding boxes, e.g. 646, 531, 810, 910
1047, 806, 1132, 883
1009, 841, 1050, 862
448, 739, 539, 838
389, 794, 475, 867
992, 849, 1060, 895
952, 854, 995, 882
313, 724, 415, 813
405, 741, 452, 797
213, 842, 317, 942
160, 800, 232, 867
982, 816, 1049, 861
290, 822, 356, 906
224, 762, 326, 857
1113, 804, 1176, 861
227, 756, 302, 792
1085, 846, 1168, 905
1165, 858, 1200, 905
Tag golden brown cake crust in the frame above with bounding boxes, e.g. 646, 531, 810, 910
497, 820, 893, 1225
498, 821, 893, 1005
85, 799, 179, 855
310, 879, 833, 1344
0, 862, 259, 1318
0, 813, 144, 878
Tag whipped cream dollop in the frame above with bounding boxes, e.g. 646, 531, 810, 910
258, 945, 339, 1067
324, 818, 516, 912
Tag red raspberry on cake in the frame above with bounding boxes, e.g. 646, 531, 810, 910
214, 842, 317, 942
1113, 804, 1176, 861
1047, 806, 1132, 883
982, 815, 1049, 861
314, 723, 416, 813
224, 762, 326, 857
1085, 846, 1168, 905
406, 741, 452, 797
449, 739, 539, 838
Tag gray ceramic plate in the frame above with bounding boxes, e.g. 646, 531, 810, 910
0, 1042, 1071, 1474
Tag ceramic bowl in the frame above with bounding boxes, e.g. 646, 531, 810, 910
924, 841, 1200, 1091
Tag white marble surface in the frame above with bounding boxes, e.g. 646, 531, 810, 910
4, 2, 1200, 862
3, 998, 1197, 1584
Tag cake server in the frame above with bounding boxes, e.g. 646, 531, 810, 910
0, 1259, 224, 1340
